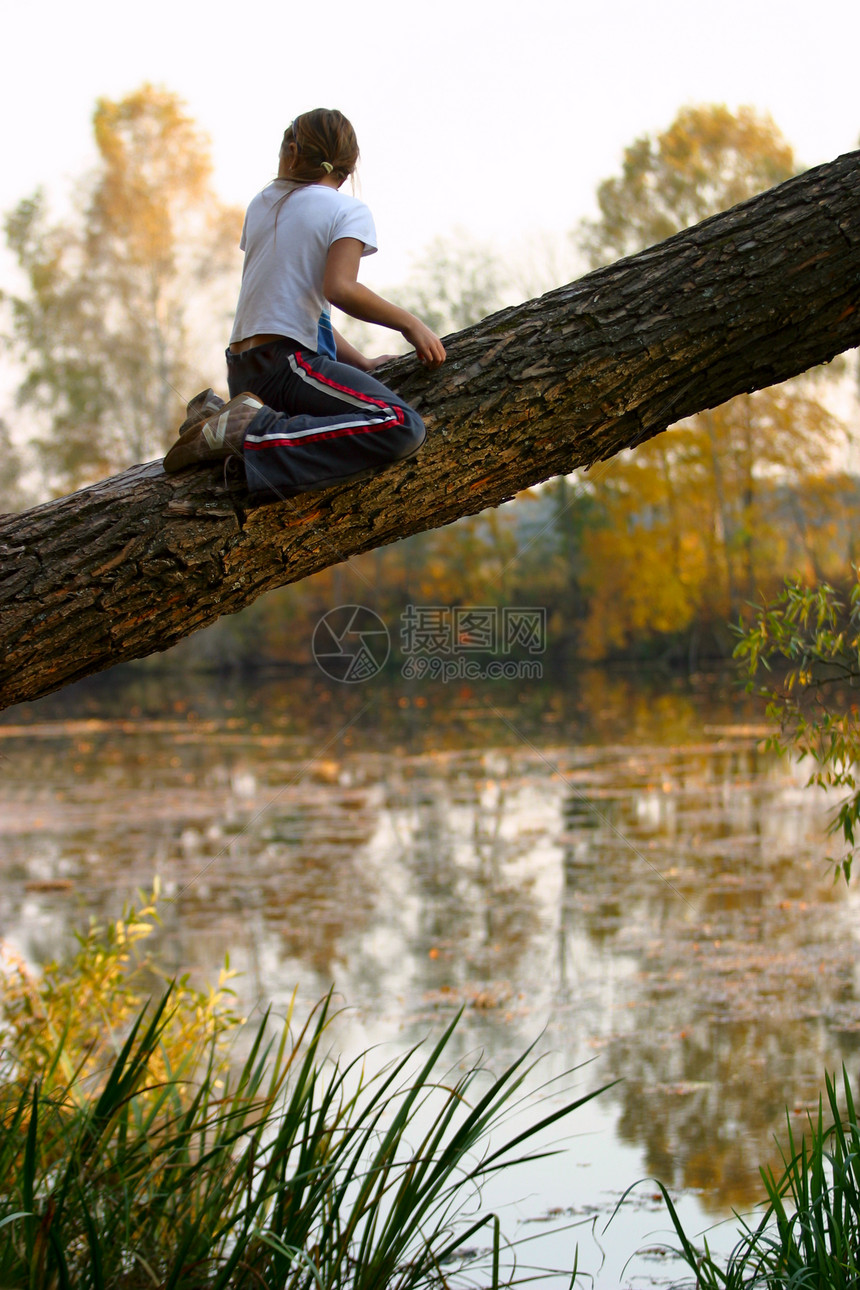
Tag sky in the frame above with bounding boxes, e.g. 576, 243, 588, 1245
3, 0, 859, 291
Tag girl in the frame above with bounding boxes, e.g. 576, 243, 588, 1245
163, 108, 445, 505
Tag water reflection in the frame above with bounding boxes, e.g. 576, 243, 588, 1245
1, 668, 859, 1240
552, 739, 860, 1210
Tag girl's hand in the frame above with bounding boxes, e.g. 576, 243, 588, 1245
333, 327, 396, 373
402, 320, 446, 369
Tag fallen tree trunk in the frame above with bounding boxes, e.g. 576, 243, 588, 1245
2, 150, 859, 710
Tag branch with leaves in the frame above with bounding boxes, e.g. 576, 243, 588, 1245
736, 578, 860, 881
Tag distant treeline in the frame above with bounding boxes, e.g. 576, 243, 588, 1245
160, 468, 860, 671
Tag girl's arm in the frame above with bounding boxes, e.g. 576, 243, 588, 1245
324, 238, 446, 369
332, 327, 398, 372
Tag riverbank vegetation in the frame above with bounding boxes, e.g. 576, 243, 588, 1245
737, 577, 860, 881
4, 886, 860, 1288
0, 890, 606, 1289
662, 1067, 860, 1288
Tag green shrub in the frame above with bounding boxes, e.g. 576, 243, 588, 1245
735, 577, 860, 882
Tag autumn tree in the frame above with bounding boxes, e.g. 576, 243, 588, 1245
581, 105, 797, 263
576, 105, 847, 656
2, 85, 242, 495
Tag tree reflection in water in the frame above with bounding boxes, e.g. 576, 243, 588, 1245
1, 666, 858, 1233
555, 740, 860, 1209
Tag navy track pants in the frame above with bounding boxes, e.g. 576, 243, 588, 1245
225, 337, 426, 506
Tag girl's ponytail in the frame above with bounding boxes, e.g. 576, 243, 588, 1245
283, 109, 359, 184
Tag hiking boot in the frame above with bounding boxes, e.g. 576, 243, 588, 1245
163, 392, 264, 474
177, 388, 225, 435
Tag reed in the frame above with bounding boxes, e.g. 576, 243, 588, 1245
0, 894, 606, 1289
660, 1067, 860, 1289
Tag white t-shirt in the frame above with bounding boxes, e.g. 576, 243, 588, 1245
229, 181, 378, 351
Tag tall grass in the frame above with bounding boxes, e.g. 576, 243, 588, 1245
0, 893, 607, 1288
659, 1067, 860, 1289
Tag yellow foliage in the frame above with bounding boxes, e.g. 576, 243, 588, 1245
0, 881, 243, 1105
574, 105, 850, 654
582, 103, 797, 266
5, 84, 244, 491
91, 84, 212, 269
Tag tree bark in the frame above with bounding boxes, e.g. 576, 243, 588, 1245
2, 150, 859, 711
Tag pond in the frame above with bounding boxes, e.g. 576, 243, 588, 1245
1, 664, 858, 1287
